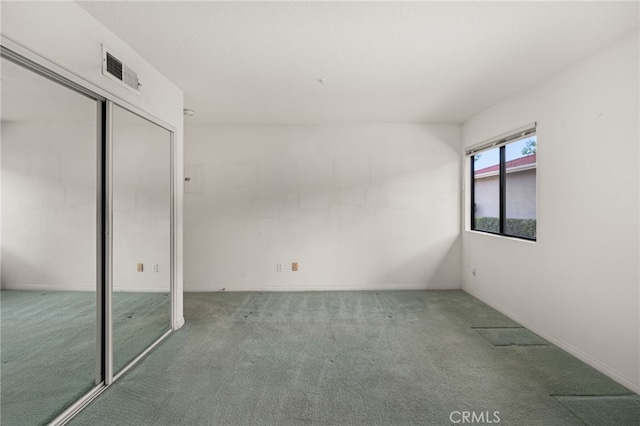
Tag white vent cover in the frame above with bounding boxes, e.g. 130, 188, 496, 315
102, 45, 140, 94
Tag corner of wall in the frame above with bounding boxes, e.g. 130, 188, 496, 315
459, 30, 640, 392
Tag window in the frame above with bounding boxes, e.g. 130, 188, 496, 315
469, 126, 536, 241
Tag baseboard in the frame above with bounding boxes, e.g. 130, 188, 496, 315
112, 287, 170, 293
463, 286, 640, 395
184, 283, 460, 292
1, 284, 95, 292
1, 284, 169, 293
174, 316, 185, 330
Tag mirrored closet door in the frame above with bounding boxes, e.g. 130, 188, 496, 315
0, 56, 101, 425
1, 48, 175, 425
111, 104, 172, 376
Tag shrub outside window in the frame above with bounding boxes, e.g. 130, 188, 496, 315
470, 132, 536, 241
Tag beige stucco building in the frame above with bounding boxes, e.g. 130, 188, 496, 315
473, 154, 536, 220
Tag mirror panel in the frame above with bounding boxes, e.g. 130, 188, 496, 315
111, 104, 172, 375
0, 57, 99, 425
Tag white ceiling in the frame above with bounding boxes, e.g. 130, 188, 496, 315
77, 1, 639, 125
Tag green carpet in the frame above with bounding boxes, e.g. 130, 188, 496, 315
112, 291, 172, 375
0, 290, 170, 426
68, 291, 636, 426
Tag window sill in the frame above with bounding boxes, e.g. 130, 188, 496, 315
466, 229, 537, 244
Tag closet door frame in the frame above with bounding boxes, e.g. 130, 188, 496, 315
106, 101, 176, 384
1, 36, 178, 426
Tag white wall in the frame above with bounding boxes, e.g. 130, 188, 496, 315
2, 117, 171, 293
1, 115, 171, 425
112, 111, 172, 293
2, 121, 97, 290
1, 2, 184, 325
462, 30, 639, 392
184, 124, 461, 291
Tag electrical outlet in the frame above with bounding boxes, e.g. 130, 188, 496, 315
137, 263, 143, 272
153, 263, 159, 273
277, 263, 283, 272
292, 262, 298, 272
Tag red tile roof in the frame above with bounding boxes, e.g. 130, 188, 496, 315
474, 154, 536, 176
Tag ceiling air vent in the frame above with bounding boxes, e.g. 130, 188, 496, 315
106, 53, 123, 80
102, 45, 140, 94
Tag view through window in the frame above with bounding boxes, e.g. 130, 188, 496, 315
471, 135, 537, 240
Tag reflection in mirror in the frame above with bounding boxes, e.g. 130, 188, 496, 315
0, 57, 99, 425
111, 104, 171, 375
